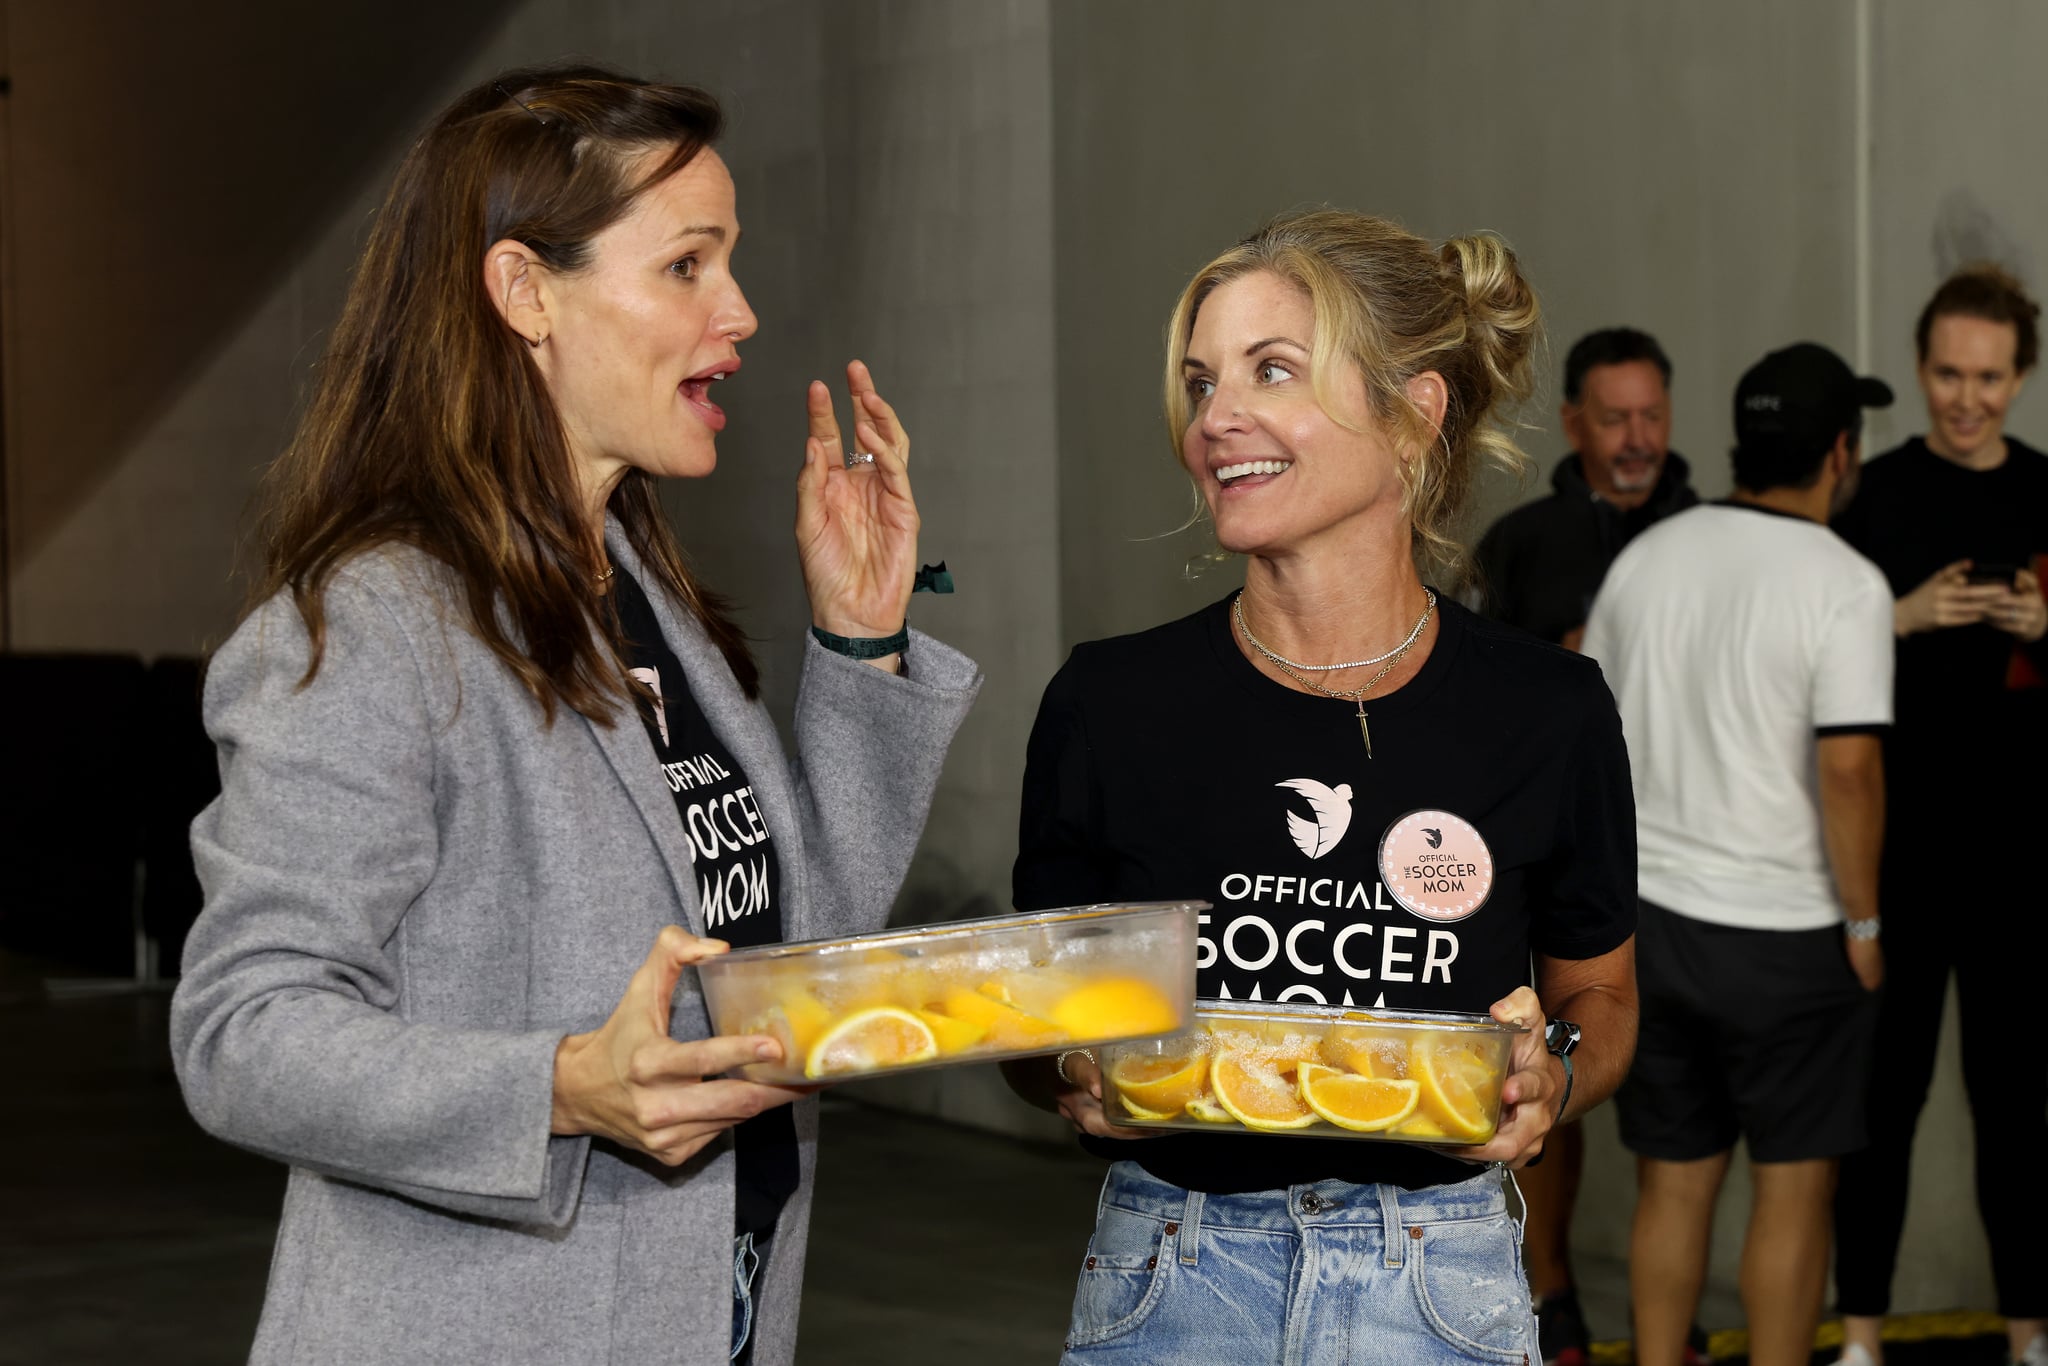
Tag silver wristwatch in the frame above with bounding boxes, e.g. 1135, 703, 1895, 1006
1843, 917, 1881, 942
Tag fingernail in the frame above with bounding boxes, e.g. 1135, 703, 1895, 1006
756, 1041, 778, 1060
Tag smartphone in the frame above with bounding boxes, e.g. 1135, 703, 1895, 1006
1965, 561, 2021, 586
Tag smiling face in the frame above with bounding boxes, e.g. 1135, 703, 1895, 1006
1562, 359, 1670, 506
536, 147, 756, 498
1179, 270, 1409, 559
1919, 313, 2025, 466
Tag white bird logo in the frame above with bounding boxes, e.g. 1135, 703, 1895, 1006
1276, 778, 1354, 859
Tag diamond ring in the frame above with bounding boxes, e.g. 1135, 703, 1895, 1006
844, 450, 876, 469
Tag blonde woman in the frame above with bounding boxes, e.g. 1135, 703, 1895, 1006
1008, 211, 1639, 1363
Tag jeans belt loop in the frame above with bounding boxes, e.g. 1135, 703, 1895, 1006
1177, 1189, 1204, 1265
1378, 1183, 1405, 1268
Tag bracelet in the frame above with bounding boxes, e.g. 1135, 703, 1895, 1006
1055, 1048, 1097, 1086
810, 624, 909, 660
1843, 916, 1880, 941
1553, 1051, 1575, 1123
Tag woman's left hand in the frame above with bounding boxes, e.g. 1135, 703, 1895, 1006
1989, 569, 2047, 643
795, 360, 919, 645
1437, 986, 1561, 1170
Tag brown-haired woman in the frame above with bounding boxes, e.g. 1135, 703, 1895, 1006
168, 65, 980, 1366
1829, 266, 2047, 1366
1006, 211, 1638, 1363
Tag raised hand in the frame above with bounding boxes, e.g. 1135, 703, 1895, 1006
550, 926, 810, 1167
794, 360, 919, 652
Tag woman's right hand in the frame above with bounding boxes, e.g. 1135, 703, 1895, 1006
1051, 1053, 1160, 1142
550, 926, 811, 1167
1895, 559, 2003, 635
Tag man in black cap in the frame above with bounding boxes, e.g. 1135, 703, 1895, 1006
1580, 343, 1894, 1366
1476, 328, 1698, 651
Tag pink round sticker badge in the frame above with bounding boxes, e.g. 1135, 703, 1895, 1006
1377, 810, 1494, 923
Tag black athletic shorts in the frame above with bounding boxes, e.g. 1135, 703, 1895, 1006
1616, 898, 1877, 1164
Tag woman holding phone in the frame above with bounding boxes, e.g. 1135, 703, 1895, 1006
170, 64, 980, 1366
1007, 210, 1639, 1364
1829, 265, 2048, 1366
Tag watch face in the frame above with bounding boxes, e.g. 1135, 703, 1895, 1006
1547, 1020, 1580, 1054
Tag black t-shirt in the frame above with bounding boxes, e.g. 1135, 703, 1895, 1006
613, 568, 795, 1236
1013, 594, 1637, 1193
1832, 436, 2048, 788
1475, 452, 1699, 644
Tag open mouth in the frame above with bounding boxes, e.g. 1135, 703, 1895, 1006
680, 358, 740, 431
1215, 459, 1291, 489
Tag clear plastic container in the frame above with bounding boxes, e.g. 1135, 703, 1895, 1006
696, 902, 1204, 1083
1097, 999, 1523, 1144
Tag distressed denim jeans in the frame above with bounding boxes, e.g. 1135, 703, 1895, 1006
1059, 1162, 1536, 1365
730, 1231, 762, 1363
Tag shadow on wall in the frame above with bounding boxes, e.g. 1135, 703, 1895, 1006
2, 0, 520, 566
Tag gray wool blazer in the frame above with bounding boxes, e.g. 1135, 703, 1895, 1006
170, 528, 981, 1366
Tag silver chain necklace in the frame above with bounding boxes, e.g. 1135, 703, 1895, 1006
1233, 589, 1437, 758
1232, 588, 1436, 671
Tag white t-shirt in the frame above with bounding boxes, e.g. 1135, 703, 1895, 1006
1581, 503, 1895, 930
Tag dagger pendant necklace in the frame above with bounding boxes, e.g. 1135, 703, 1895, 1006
1233, 589, 1437, 758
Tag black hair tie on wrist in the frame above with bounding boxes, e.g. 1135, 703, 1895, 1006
811, 624, 909, 660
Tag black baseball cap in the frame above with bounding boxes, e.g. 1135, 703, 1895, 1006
1733, 342, 1893, 456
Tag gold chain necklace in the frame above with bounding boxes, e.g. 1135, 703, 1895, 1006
1234, 590, 1437, 759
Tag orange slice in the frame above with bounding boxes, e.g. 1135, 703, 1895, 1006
1184, 1093, 1235, 1124
766, 988, 834, 1060
936, 987, 1069, 1051
1211, 1052, 1319, 1130
1395, 1114, 1449, 1140
1413, 1037, 1497, 1141
1302, 1071, 1421, 1132
913, 1007, 987, 1055
1049, 978, 1181, 1040
1209, 1026, 1321, 1075
1107, 1052, 1210, 1115
1118, 1093, 1177, 1121
1322, 1028, 1408, 1079
804, 1005, 938, 1078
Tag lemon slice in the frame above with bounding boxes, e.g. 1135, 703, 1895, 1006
804, 1005, 939, 1078
1184, 1094, 1235, 1124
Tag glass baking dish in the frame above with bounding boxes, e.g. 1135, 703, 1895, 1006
696, 901, 1204, 1083
1096, 999, 1523, 1144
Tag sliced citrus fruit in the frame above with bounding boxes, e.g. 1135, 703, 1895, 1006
913, 1007, 987, 1055
767, 988, 834, 1059
1211, 1052, 1319, 1130
1184, 1093, 1235, 1124
1395, 1114, 1448, 1139
1118, 1093, 1177, 1121
1322, 1028, 1408, 1079
1049, 977, 1180, 1039
1107, 1052, 1210, 1115
1302, 1072, 1421, 1132
804, 1005, 939, 1078
936, 986, 1069, 1051
1412, 1037, 1497, 1141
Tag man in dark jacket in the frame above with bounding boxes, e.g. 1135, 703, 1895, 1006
1474, 327, 1705, 1366
1477, 328, 1699, 650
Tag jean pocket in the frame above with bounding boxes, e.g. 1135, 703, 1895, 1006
1410, 1214, 1533, 1362
1065, 1202, 1171, 1348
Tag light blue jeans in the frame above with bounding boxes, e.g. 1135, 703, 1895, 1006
1060, 1162, 1536, 1365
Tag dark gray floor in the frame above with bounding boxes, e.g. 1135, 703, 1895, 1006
3, 986, 1688, 1364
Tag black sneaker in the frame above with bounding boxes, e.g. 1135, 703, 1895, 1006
1684, 1322, 1714, 1366
1536, 1290, 1590, 1366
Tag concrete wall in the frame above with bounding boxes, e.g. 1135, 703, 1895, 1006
3, 0, 2026, 1319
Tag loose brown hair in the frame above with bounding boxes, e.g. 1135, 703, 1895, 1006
1915, 263, 2041, 374
250, 62, 757, 720
1163, 210, 1540, 580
